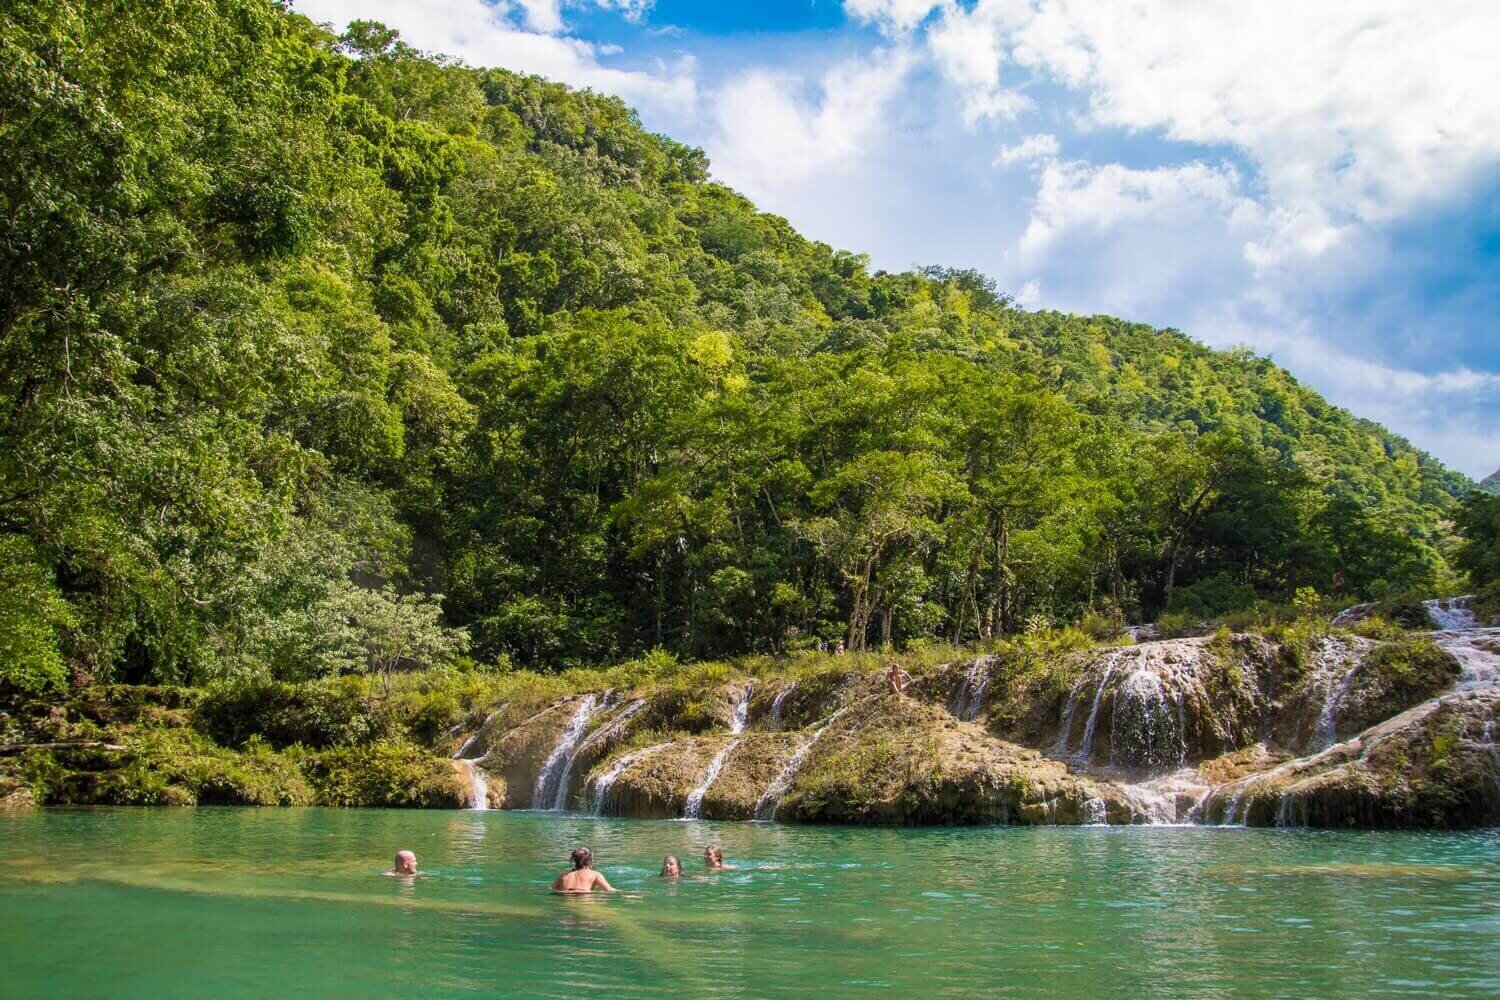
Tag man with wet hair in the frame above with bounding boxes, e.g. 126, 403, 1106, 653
703, 845, 736, 872
384, 850, 419, 876
552, 847, 617, 893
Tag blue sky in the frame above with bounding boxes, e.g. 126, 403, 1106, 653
295, 0, 1500, 480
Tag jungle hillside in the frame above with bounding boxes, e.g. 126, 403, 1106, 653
0, 0, 1482, 701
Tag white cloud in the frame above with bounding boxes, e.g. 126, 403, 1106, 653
995, 133, 1058, 166
1015, 278, 1042, 307
592, 0, 655, 25
1019, 159, 1256, 259
510, 0, 563, 34
926, 1, 1029, 124
708, 47, 916, 196
843, 0, 944, 34
292, 0, 696, 118
944, 0, 1500, 265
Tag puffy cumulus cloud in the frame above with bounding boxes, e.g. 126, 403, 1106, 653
926, 2, 1029, 123
1019, 159, 1256, 259
843, 0, 945, 34
1006, 158, 1261, 318
940, 0, 1500, 266
994, 133, 1058, 167
292, 0, 695, 118
708, 47, 917, 196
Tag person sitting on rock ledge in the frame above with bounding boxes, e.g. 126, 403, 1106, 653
660, 855, 682, 877
704, 845, 736, 872
886, 661, 912, 697
553, 847, 616, 893
384, 850, 419, 877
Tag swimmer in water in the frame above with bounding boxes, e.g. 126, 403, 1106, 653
384, 850, 419, 876
703, 845, 737, 872
660, 855, 682, 877
552, 847, 617, 893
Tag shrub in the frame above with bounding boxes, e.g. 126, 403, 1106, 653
304, 739, 461, 807
195, 678, 389, 749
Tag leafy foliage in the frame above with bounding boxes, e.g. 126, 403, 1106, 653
0, 1, 1469, 691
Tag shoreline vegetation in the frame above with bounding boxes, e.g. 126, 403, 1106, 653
4, 593, 1496, 828
3, 3, 1499, 828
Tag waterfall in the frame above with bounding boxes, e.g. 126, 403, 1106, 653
1109, 664, 1185, 770
1072, 650, 1126, 767
1433, 628, 1500, 690
588, 743, 671, 816
682, 741, 739, 820
754, 705, 851, 821
1425, 596, 1477, 631
729, 685, 753, 734
1312, 661, 1360, 749
949, 661, 993, 721
454, 759, 490, 810
682, 686, 753, 820
1083, 796, 1107, 825
453, 705, 506, 761
769, 682, 798, 729
1052, 672, 1092, 756
532, 694, 600, 810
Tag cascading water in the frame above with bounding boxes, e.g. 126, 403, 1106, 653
532, 694, 600, 810
1071, 650, 1127, 767
769, 682, 798, 729
1052, 673, 1092, 756
1109, 665, 1185, 770
1425, 596, 1477, 631
949, 660, 993, 722
588, 743, 671, 816
1083, 796, 1107, 825
1312, 661, 1360, 749
682, 686, 753, 820
454, 759, 490, 810
453, 705, 505, 761
754, 705, 852, 821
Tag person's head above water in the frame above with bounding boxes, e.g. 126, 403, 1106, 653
661, 855, 682, 877
389, 850, 418, 875
704, 845, 725, 868
571, 847, 594, 870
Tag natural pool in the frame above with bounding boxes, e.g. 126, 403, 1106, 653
2, 809, 1497, 998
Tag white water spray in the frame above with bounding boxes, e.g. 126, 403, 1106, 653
950, 660, 993, 721
454, 759, 490, 810
1072, 650, 1126, 766
769, 682, 798, 729
754, 705, 852, 821
682, 687, 753, 820
588, 743, 671, 816
532, 694, 601, 810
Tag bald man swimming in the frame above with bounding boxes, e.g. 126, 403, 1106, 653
384, 850, 419, 876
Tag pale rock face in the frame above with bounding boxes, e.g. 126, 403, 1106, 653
451, 617, 1500, 829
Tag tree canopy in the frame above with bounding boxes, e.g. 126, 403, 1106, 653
0, 1, 1473, 691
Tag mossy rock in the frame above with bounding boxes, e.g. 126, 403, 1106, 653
480, 699, 579, 808
777, 694, 1101, 825
1336, 637, 1460, 738
1203, 691, 1499, 828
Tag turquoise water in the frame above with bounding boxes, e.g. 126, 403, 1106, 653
2, 809, 1497, 997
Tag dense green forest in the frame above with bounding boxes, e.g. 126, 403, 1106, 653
0, 0, 1479, 696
